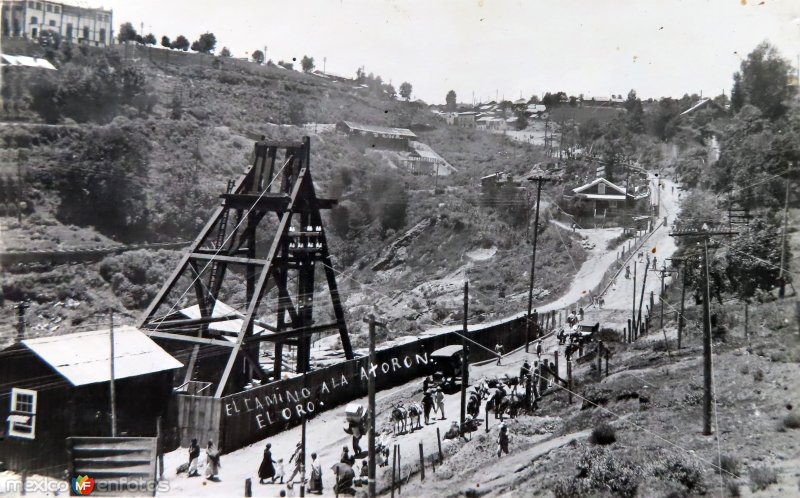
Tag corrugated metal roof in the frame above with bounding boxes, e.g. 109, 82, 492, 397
341, 121, 416, 138
22, 327, 182, 387
179, 300, 267, 335
0, 54, 57, 70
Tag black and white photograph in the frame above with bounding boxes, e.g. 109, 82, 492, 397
0, 1, 798, 496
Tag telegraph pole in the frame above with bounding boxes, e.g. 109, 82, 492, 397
779, 176, 790, 294
15, 301, 28, 343
460, 282, 468, 434
363, 315, 385, 498
632, 260, 637, 333
525, 176, 550, 352
670, 228, 737, 435
667, 257, 687, 349
109, 309, 117, 437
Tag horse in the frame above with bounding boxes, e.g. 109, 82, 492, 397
390, 403, 407, 435
467, 392, 481, 418
505, 392, 525, 419
407, 402, 423, 431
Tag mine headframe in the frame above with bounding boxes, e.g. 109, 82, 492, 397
138, 136, 353, 398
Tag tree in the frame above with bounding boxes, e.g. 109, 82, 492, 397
160, 35, 171, 48
191, 32, 217, 54
251, 50, 265, 64
399, 82, 413, 101
171, 35, 189, 51
288, 99, 305, 125
278, 60, 294, 70
737, 42, 794, 120
445, 90, 457, 111
143, 33, 156, 45
54, 126, 150, 237
220, 47, 232, 57
384, 83, 397, 99
301, 55, 315, 72
117, 22, 137, 43
624, 89, 644, 133
731, 72, 745, 113
515, 109, 528, 130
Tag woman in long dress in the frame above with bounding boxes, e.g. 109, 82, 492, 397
205, 441, 221, 480
258, 443, 276, 484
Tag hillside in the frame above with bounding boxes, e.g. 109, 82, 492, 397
0, 42, 586, 344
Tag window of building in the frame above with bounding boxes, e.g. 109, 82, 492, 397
28, 1, 35, 7
8, 388, 37, 439
99, 28, 105, 43
83, 26, 88, 39
598, 183, 606, 195
46, 4, 52, 12
31, 27, 37, 37
30, 16, 38, 25
36, 2, 41, 9
66, 23, 72, 39
49, 19, 55, 26
53, 5, 59, 13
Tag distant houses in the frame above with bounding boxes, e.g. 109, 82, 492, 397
336, 120, 452, 175
559, 176, 651, 227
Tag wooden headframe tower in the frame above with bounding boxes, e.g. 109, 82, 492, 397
138, 136, 353, 398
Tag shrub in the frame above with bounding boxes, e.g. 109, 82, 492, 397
590, 422, 617, 445
719, 455, 741, 478
749, 466, 777, 492
653, 453, 707, 495
753, 368, 764, 382
784, 412, 800, 429
724, 478, 741, 497
553, 447, 641, 498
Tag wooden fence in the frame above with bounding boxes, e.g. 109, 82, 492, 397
175, 315, 528, 453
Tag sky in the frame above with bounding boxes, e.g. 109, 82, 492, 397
83, 0, 799, 104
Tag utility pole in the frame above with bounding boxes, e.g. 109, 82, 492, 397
525, 176, 551, 352
460, 282, 469, 435
779, 175, 790, 294
363, 315, 385, 498
15, 301, 28, 343
667, 257, 687, 349
670, 228, 737, 435
632, 261, 637, 333
636, 260, 650, 336
109, 309, 117, 437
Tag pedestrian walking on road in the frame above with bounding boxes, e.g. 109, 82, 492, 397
497, 424, 509, 457
286, 442, 303, 484
422, 390, 434, 424
187, 438, 200, 477
495, 343, 504, 365
535, 340, 542, 360
308, 453, 322, 494
435, 388, 446, 420
625, 265, 631, 279
519, 358, 531, 383
205, 441, 221, 481
258, 443, 276, 484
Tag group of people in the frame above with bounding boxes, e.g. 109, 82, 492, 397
421, 379, 447, 424
257, 442, 324, 495
182, 439, 221, 481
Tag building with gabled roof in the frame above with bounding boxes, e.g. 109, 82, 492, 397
0, 327, 181, 476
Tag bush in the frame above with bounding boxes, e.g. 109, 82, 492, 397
749, 466, 777, 492
553, 447, 641, 498
784, 412, 800, 429
719, 455, 741, 478
724, 478, 741, 497
590, 422, 617, 445
653, 453, 707, 495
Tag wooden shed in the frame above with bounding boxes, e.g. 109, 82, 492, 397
0, 326, 182, 477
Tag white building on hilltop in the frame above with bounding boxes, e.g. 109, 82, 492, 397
2, 0, 113, 46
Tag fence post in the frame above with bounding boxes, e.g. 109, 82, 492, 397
418, 442, 425, 481
437, 427, 443, 462
567, 358, 573, 404
391, 445, 396, 498
244, 478, 252, 497
553, 351, 559, 381
597, 341, 603, 380
605, 350, 609, 377
485, 408, 489, 433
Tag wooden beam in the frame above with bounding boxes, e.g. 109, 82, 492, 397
142, 314, 240, 329
244, 322, 341, 343
189, 253, 268, 266
221, 194, 337, 212
147, 331, 234, 348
